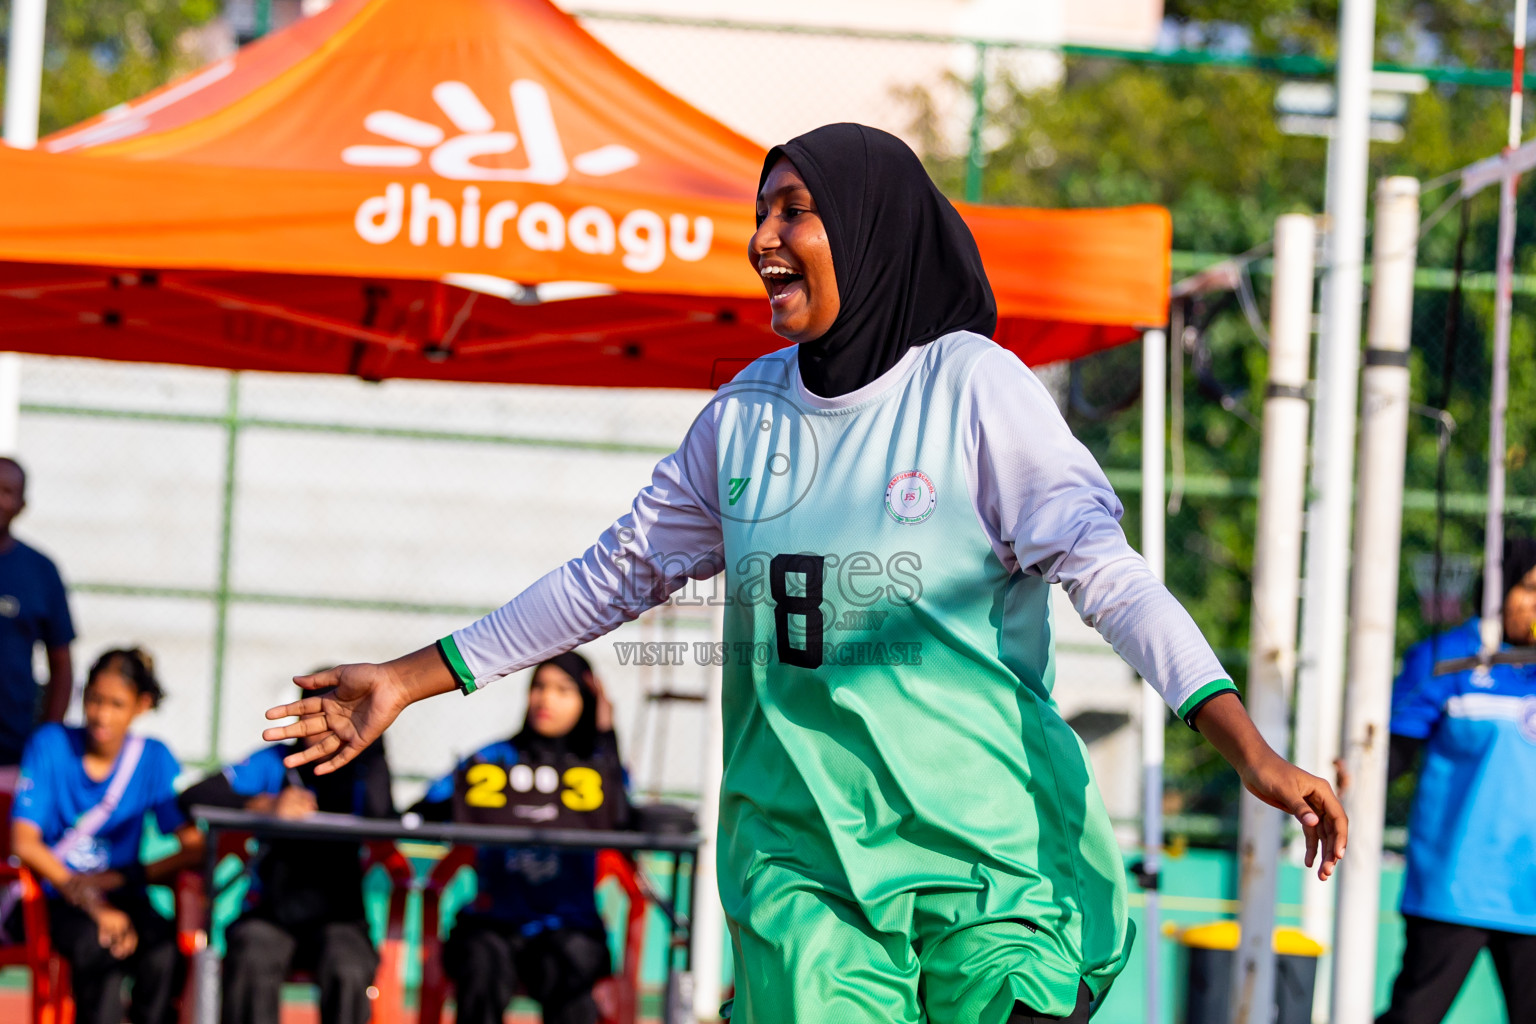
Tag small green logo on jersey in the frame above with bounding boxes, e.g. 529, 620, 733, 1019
727, 477, 751, 505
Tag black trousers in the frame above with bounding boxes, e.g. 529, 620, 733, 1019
47, 888, 184, 1024
443, 915, 611, 1024
1378, 914, 1536, 1024
221, 915, 379, 1024
1008, 981, 1093, 1023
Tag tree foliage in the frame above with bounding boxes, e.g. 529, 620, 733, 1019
0, 0, 218, 138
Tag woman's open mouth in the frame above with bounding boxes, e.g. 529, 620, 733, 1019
761, 264, 805, 306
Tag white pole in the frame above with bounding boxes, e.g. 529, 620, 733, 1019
1480, 0, 1527, 657
1331, 176, 1420, 1024
1294, 2, 1377, 1010
1140, 328, 1167, 1024
0, 0, 45, 453
3, 0, 47, 149
1230, 214, 1317, 1024
690, 594, 727, 1020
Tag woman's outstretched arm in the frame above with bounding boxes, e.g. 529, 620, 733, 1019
267, 407, 725, 774
967, 349, 1346, 879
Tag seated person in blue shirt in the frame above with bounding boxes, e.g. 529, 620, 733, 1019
6, 648, 203, 1024
1375, 537, 1536, 1024
412, 651, 629, 1024
177, 687, 395, 1024
0, 456, 76, 766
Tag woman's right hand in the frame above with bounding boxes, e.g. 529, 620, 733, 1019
264, 646, 457, 775
92, 905, 137, 959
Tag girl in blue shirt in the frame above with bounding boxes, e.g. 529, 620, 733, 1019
7, 648, 204, 1024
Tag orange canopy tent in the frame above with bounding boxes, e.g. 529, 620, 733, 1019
0, 0, 1170, 388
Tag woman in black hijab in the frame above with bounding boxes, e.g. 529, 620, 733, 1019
271, 123, 1346, 1024
754, 122, 996, 397
411, 650, 628, 1024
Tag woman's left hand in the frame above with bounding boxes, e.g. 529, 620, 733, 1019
1238, 754, 1348, 880
1192, 692, 1348, 880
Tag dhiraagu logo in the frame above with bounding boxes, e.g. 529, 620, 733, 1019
345, 79, 713, 273
727, 478, 751, 506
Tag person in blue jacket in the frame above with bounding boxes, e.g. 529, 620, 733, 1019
1376, 537, 1536, 1023
412, 651, 629, 1024
6, 648, 204, 1024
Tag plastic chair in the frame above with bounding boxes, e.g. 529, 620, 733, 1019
0, 776, 74, 1024
417, 845, 650, 1024
176, 832, 414, 1024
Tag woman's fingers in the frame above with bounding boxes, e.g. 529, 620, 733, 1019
265, 696, 323, 721
1300, 785, 1348, 880
280, 734, 339, 769
314, 737, 362, 776
294, 668, 341, 691
261, 714, 332, 744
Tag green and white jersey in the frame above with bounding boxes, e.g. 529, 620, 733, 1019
443, 331, 1235, 1008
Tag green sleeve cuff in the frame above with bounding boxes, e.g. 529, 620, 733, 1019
436, 635, 478, 695
1177, 679, 1239, 729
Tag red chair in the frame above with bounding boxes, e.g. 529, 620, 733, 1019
176, 833, 414, 1024
417, 846, 650, 1024
0, 777, 74, 1024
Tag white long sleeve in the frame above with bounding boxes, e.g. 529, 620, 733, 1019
447, 338, 1233, 722
448, 406, 725, 690
962, 346, 1233, 722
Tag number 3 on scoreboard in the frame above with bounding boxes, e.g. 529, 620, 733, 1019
464, 763, 508, 807
561, 766, 604, 811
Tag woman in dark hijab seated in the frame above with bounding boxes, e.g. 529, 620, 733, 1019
266, 124, 1345, 1024
176, 687, 394, 1024
410, 651, 629, 1024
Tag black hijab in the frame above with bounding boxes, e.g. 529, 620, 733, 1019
759, 123, 997, 398
512, 650, 602, 761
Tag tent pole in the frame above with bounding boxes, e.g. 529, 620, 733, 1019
0, 0, 47, 454
1231, 214, 1316, 1024
1332, 177, 1420, 1024
690, 592, 727, 1021
3, 0, 46, 149
1139, 328, 1167, 1024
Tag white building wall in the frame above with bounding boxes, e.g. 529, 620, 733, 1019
564, 0, 1162, 153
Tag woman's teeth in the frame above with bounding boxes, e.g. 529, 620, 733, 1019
761, 265, 804, 302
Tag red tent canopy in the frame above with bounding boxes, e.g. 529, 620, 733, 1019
0, 0, 1170, 387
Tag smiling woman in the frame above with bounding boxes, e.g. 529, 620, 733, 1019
750, 159, 839, 343
265, 122, 1346, 1024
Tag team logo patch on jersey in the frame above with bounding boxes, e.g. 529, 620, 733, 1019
885, 470, 936, 524
1519, 696, 1536, 744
